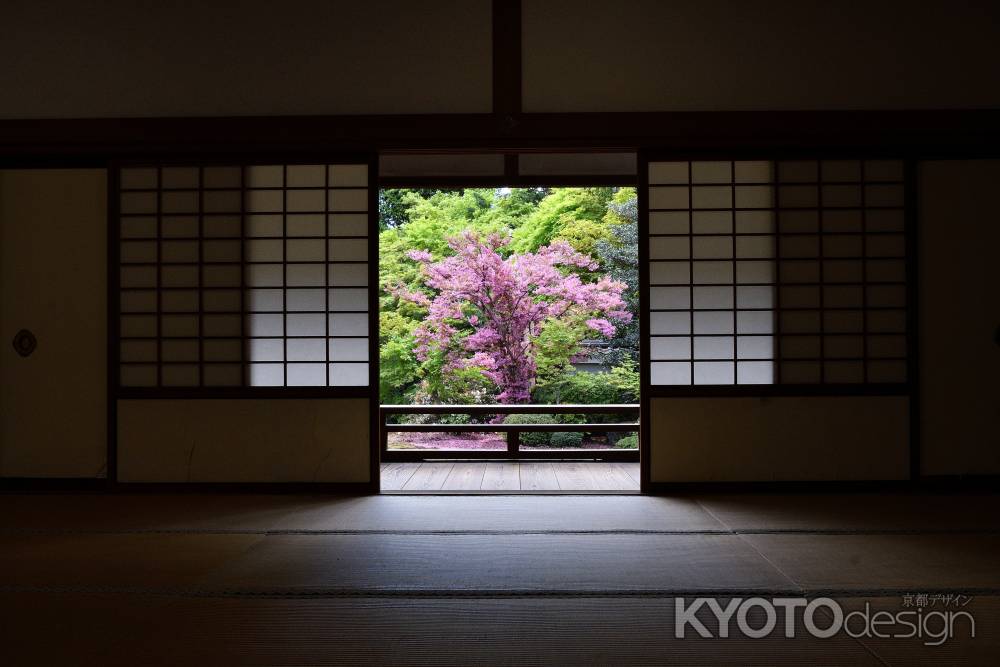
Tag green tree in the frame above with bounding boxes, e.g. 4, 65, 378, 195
378, 310, 420, 404
594, 188, 639, 365
378, 188, 443, 230
377, 186, 639, 404
533, 317, 589, 389
378, 188, 539, 402
510, 187, 615, 253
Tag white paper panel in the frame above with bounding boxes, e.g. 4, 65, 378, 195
287, 338, 326, 362
249, 363, 283, 386
329, 313, 369, 336
694, 362, 734, 385
737, 336, 774, 359
650, 362, 691, 385
328, 363, 369, 386
161, 365, 199, 387
286, 363, 326, 386
738, 361, 775, 384
329, 338, 370, 362
650, 337, 691, 360
287, 214, 325, 237
118, 161, 370, 388
329, 164, 369, 187
286, 165, 325, 188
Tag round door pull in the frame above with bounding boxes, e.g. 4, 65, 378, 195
12, 329, 37, 357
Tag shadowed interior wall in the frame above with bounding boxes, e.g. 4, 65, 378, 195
918, 160, 1000, 476
648, 396, 909, 482
117, 399, 370, 483
524, 0, 1000, 112
0, 170, 107, 477
0, 1, 492, 118
9, 1, 999, 119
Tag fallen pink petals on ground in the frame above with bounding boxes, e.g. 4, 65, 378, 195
386, 432, 621, 451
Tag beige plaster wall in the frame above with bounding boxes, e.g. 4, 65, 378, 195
0, 1, 492, 118
117, 399, 371, 483
523, 0, 1000, 112
649, 396, 909, 482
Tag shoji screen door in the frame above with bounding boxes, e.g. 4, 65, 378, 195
640, 156, 911, 480
642, 157, 908, 388
115, 160, 375, 393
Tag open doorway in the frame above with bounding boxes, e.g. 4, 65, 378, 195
377, 184, 640, 492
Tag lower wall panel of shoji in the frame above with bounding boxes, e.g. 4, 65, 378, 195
648, 396, 909, 482
117, 399, 369, 483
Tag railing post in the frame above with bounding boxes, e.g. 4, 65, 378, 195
507, 430, 519, 453
380, 408, 389, 458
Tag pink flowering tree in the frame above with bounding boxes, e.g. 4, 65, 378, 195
390, 232, 632, 403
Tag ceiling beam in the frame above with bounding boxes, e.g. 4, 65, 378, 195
2, 110, 1000, 163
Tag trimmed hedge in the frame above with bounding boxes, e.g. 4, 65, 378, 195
550, 431, 584, 448
614, 434, 638, 449
502, 413, 554, 446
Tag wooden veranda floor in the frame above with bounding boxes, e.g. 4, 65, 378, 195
380, 461, 640, 492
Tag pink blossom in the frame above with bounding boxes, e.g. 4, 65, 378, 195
393, 232, 631, 403
585, 318, 616, 337
386, 282, 431, 307
406, 249, 433, 263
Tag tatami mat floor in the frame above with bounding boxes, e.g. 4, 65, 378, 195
2, 492, 999, 665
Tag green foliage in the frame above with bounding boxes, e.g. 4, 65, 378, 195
553, 217, 613, 257
379, 338, 418, 404
533, 360, 640, 406
496, 419, 584, 448
378, 188, 442, 230
614, 434, 639, 449
534, 369, 619, 405
511, 188, 615, 253
414, 347, 495, 407
403, 191, 485, 255
607, 359, 641, 403
379, 308, 419, 347
378, 310, 420, 404
506, 187, 551, 207
502, 413, 555, 446
380, 189, 527, 275
378, 232, 424, 313
378, 189, 517, 404
611, 186, 637, 206
550, 431, 584, 448
532, 317, 587, 388
595, 190, 639, 365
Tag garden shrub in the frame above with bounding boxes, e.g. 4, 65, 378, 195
401, 411, 472, 427
614, 433, 639, 449
550, 431, 584, 448
502, 413, 554, 446
534, 361, 640, 405
533, 369, 620, 406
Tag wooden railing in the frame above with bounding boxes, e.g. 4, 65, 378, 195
380, 404, 639, 462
